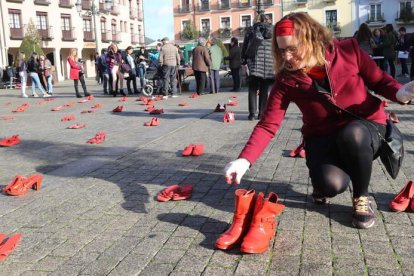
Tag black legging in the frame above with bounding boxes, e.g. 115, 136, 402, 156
248, 76, 272, 117
305, 120, 385, 198
74, 74, 88, 96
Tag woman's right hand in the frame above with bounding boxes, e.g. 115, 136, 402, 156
224, 158, 250, 185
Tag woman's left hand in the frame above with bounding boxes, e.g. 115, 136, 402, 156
396, 81, 414, 103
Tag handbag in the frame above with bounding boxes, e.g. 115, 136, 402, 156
313, 80, 404, 179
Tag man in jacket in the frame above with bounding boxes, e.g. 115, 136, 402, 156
192, 37, 212, 95
225, 37, 242, 91
159, 37, 180, 98
209, 37, 223, 94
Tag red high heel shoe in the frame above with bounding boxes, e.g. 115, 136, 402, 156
145, 105, 155, 112
189, 93, 198, 98
144, 117, 160, 126
4, 174, 43, 196
2, 175, 27, 194
289, 142, 305, 158
0, 233, 22, 261
182, 144, 195, 156
112, 106, 124, 112
87, 132, 107, 144
61, 115, 76, 122
390, 181, 414, 212
172, 185, 193, 200
157, 185, 181, 202
0, 135, 20, 147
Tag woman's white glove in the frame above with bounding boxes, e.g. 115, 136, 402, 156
396, 81, 414, 103
224, 158, 250, 185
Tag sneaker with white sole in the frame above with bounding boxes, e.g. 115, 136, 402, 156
43, 93, 51, 98
21, 94, 28, 98
32, 93, 39, 98
352, 196, 375, 229
171, 94, 179, 98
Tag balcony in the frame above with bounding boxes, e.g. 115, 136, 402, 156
62, 28, 76, 41
130, 8, 137, 19
10, 27, 24, 39
81, 0, 91, 9
366, 13, 385, 26
238, 27, 249, 37
83, 30, 95, 42
325, 23, 341, 34
38, 26, 53, 40
34, 0, 51, 5
59, 0, 74, 8
6, 0, 24, 2
239, 0, 251, 8
112, 33, 121, 43
111, 5, 120, 15
261, 0, 273, 5
395, 9, 414, 25
294, 0, 307, 5
200, 28, 210, 38
99, 2, 110, 13
101, 30, 111, 42
219, 28, 232, 39
176, 4, 191, 13
197, 3, 210, 12
218, 0, 230, 9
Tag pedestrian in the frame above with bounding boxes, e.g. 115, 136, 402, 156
27, 52, 49, 98
355, 23, 376, 55
224, 12, 413, 229
94, 52, 102, 84
17, 52, 28, 98
39, 55, 53, 95
136, 46, 149, 92
159, 37, 180, 98
209, 37, 223, 94
372, 28, 384, 70
379, 24, 397, 78
241, 13, 274, 120
192, 37, 211, 95
98, 49, 109, 94
67, 48, 90, 98
224, 37, 242, 92
124, 46, 139, 94
106, 43, 126, 97
397, 27, 410, 78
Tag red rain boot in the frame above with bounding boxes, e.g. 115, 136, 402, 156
215, 189, 256, 250
390, 181, 414, 212
0, 135, 20, 147
240, 192, 285, 254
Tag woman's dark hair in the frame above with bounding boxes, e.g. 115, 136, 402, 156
230, 37, 238, 45
126, 46, 133, 51
356, 23, 373, 42
385, 24, 394, 33
399, 27, 406, 32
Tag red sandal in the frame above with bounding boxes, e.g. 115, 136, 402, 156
157, 185, 181, 202
87, 132, 107, 144
0, 233, 22, 261
2, 175, 27, 194
172, 185, 193, 201
0, 135, 20, 147
4, 174, 43, 196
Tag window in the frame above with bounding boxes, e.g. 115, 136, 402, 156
325, 10, 337, 28
221, 17, 230, 28
201, 18, 210, 31
241, 15, 251, 27
100, 18, 106, 32
400, 1, 412, 10
61, 14, 71, 31
36, 12, 48, 30
265, 13, 273, 24
182, 20, 190, 30
370, 4, 382, 21
83, 18, 92, 32
111, 21, 117, 34
8, 9, 21, 29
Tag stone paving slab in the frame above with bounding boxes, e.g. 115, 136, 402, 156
0, 77, 413, 275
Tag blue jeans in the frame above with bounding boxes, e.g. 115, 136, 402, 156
210, 70, 220, 93
30, 72, 45, 95
47, 75, 53, 94
137, 66, 146, 88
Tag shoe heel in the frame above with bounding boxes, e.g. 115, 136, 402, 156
30, 174, 43, 190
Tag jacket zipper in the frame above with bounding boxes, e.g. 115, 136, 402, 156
324, 62, 334, 100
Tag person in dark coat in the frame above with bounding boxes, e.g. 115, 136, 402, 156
241, 13, 274, 120
397, 27, 410, 78
378, 24, 397, 78
225, 37, 242, 91
192, 37, 211, 95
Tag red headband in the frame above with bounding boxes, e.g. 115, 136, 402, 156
276, 19, 295, 36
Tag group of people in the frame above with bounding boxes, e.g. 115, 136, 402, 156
355, 23, 414, 79
18, 52, 53, 98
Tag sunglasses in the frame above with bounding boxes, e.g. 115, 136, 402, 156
277, 46, 298, 55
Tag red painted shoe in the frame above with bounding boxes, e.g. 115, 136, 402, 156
78, 99, 89, 103
145, 105, 155, 112
91, 104, 102, 109
144, 117, 160, 126
119, 97, 129, 102
86, 95, 94, 101
410, 196, 414, 212
214, 104, 226, 112
155, 95, 164, 101
389, 112, 399, 123
2, 175, 27, 194
61, 115, 76, 122
51, 106, 64, 111
137, 96, 146, 102
113, 106, 124, 112
182, 144, 195, 156
63, 102, 75, 107
0, 135, 20, 147
13, 103, 29, 112
141, 97, 149, 104
146, 99, 155, 106
87, 132, 107, 144
0, 233, 22, 261
4, 174, 43, 196
149, 108, 164, 115
172, 185, 193, 200
157, 185, 181, 202
227, 100, 239, 106
192, 144, 204, 156
390, 181, 414, 212
179, 102, 189, 106
67, 123, 86, 129
224, 111, 235, 123
0, 116, 15, 121
189, 93, 198, 98
383, 100, 389, 107
289, 142, 305, 158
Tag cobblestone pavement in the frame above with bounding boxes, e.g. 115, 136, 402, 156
0, 77, 413, 276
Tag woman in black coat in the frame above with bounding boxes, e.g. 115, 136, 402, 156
225, 37, 242, 92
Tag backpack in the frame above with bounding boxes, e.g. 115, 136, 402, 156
244, 24, 272, 59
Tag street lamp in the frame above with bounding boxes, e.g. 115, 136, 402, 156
75, 0, 113, 53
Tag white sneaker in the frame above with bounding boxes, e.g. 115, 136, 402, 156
32, 93, 39, 98
21, 94, 28, 98
171, 95, 179, 98
43, 93, 51, 98
162, 96, 168, 100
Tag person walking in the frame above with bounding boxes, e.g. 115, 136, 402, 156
192, 37, 211, 95
397, 27, 410, 78
136, 46, 149, 92
241, 13, 274, 120
17, 52, 28, 98
67, 48, 90, 98
224, 12, 413, 230
98, 49, 109, 94
225, 37, 242, 91
159, 37, 180, 98
124, 46, 139, 94
209, 37, 223, 94
27, 52, 49, 98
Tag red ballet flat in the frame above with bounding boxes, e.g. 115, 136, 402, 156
0, 135, 20, 147
390, 181, 414, 212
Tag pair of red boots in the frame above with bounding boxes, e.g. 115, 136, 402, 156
156, 184, 193, 201
0, 135, 20, 147
144, 117, 160, 126
0, 233, 21, 261
390, 181, 414, 212
182, 144, 204, 156
215, 189, 285, 253
3, 174, 43, 196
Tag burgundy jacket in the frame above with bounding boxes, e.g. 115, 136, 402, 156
239, 38, 403, 166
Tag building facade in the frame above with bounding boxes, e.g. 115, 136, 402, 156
173, 0, 283, 44
0, 0, 145, 81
